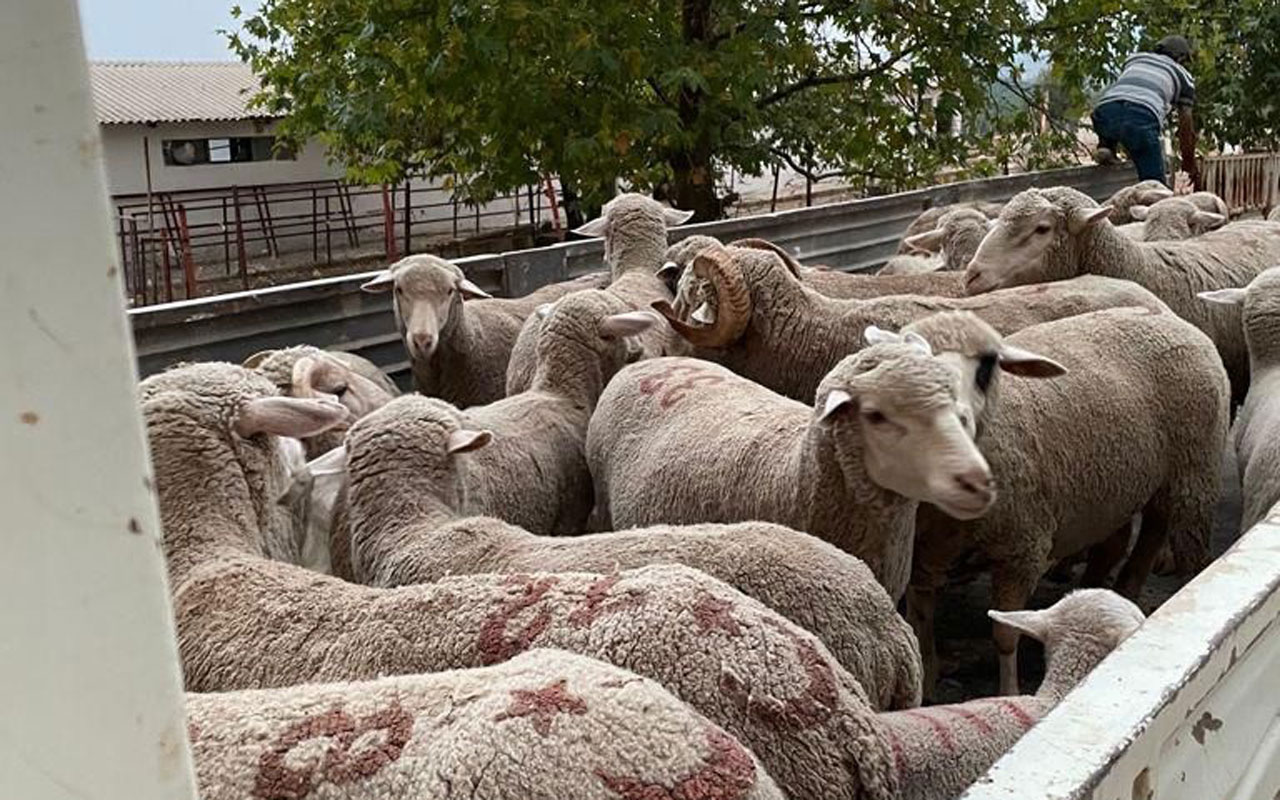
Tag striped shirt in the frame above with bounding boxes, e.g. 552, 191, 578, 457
1097, 52, 1196, 121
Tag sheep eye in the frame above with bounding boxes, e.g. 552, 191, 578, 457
1034, 223, 1052, 235
331, 383, 348, 395
863, 410, 888, 425
975, 354, 998, 391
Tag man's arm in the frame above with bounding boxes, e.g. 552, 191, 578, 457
1177, 106, 1199, 189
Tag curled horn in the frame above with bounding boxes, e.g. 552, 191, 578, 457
651, 245, 751, 348
290, 356, 324, 398
242, 350, 276, 369
728, 238, 804, 278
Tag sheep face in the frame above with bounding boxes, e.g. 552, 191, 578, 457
900, 208, 992, 273
1130, 197, 1227, 241
989, 588, 1144, 654
965, 189, 1112, 294
360, 255, 492, 360
535, 290, 660, 385
817, 344, 996, 520
250, 346, 394, 421
139, 363, 349, 558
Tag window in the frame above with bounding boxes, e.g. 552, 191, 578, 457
161, 136, 295, 167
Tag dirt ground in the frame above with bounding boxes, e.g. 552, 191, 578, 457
930, 445, 1242, 704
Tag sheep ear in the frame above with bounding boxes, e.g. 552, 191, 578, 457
1068, 206, 1114, 234
818, 389, 854, 422
1139, 187, 1175, 204
998, 345, 1068, 378
234, 397, 350, 439
657, 261, 682, 281
458, 278, 493, 300
1191, 211, 1227, 230
988, 608, 1051, 642
573, 216, 609, 237
242, 350, 276, 369
599, 310, 659, 338
1129, 205, 1150, 221
663, 207, 697, 227
1197, 287, 1247, 306
446, 429, 492, 454
902, 332, 933, 356
903, 229, 946, 254
863, 325, 903, 347
360, 270, 396, 293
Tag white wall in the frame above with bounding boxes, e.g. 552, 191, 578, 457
100, 119, 340, 196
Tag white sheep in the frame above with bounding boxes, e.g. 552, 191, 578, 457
342, 393, 924, 711
188, 648, 783, 800
586, 341, 996, 602
1200, 267, 1280, 531
964, 185, 1280, 401
879, 208, 993, 275
896, 201, 1004, 253
894, 308, 1227, 696
1104, 179, 1174, 224
361, 254, 607, 405
1121, 195, 1227, 241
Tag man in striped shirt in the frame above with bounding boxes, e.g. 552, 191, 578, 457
1091, 35, 1198, 188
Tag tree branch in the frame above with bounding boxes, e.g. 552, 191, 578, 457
646, 77, 676, 109
756, 44, 920, 109
769, 146, 886, 183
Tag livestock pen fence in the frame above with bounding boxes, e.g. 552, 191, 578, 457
128, 163, 1139, 384
1200, 152, 1280, 217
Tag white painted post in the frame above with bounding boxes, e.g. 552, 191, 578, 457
0, 2, 198, 799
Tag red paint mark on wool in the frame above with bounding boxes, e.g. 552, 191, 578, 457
637, 363, 726, 409
568, 574, 646, 628
597, 728, 758, 800
903, 709, 955, 753
940, 705, 996, 736
494, 679, 588, 737
995, 698, 1036, 730
252, 700, 414, 800
884, 725, 906, 777
722, 618, 838, 731
476, 577, 559, 665
692, 592, 742, 636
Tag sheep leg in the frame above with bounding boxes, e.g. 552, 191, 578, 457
905, 584, 940, 701
1079, 520, 1134, 587
1116, 497, 1176, 599
990, 564, 1038, 696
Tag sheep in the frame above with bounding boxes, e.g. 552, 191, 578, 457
963, 185, 1280, 401
342, 394, 923, 711
1104, 179, 1174, 224
1120, 196, 1227, 242
504, 194, 692, 394
585, 341, 996, 603
145, 362, 900, 800
896, 201, 1003, 253
360, 253, 607, 406
188, 647, 783, 800
878, 208, 993, 275
893, 308, 1226, 696
653, 242, 1168, 404
878, 589, 1145, 800
1200, 268, 1280, 531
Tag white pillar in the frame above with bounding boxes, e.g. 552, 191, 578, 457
0, 2, 198, 799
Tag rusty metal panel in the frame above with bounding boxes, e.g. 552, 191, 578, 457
962, 510, 1280, 800
128, 164, 1138, 382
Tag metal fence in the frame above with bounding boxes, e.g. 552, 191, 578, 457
129, 164, 1137, 382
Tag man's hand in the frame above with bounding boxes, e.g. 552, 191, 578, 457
1177, 106, 1200, 189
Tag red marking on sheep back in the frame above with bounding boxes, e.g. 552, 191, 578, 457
569, 574, 647, 628
903, 709, 955, 753
722, 618, 837, 730
494, 679, 588, 737
252, 700, 414, 800
477, 577, 559, 665
692, 592, 742, 636
995, 698, 1036, 730
884, 724, 906, 777
597, 728, 758, 799
661, 374, 726, 409
638, 362, 726, 409
940, 705, 996, 736
186, 721, 202, 744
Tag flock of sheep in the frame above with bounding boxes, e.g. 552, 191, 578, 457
144, 179, 1280, 800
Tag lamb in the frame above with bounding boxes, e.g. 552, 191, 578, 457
188, 648, 782, 800
360, 253, 607, 406
586, 341, 996, 602
504, 194, 691, 394
654, 242, 1168, 404
964, 185, 1280, 400
342, 394, 923, 711
1120, 196, 1227, 241
878, 208, 993, 275
894, 309, 1226, 696
1200, 268, 1280, 531
1104, 179, 1174, 224
146, 362, 900, 800
896, 201, 1003, 253
877, 589, 1145, 800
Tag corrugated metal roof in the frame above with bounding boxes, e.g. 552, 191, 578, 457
90, 61, 276, 125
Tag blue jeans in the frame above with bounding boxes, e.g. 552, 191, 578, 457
1091, 100, 1168, 186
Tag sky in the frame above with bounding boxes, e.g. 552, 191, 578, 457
78, 0, 259, 61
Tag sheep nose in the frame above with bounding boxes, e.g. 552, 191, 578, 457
954, 468, 994, 501
412, 332, 436, 355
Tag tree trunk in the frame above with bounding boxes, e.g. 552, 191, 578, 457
672, 0, 721, 220
670, 159, 721, 221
